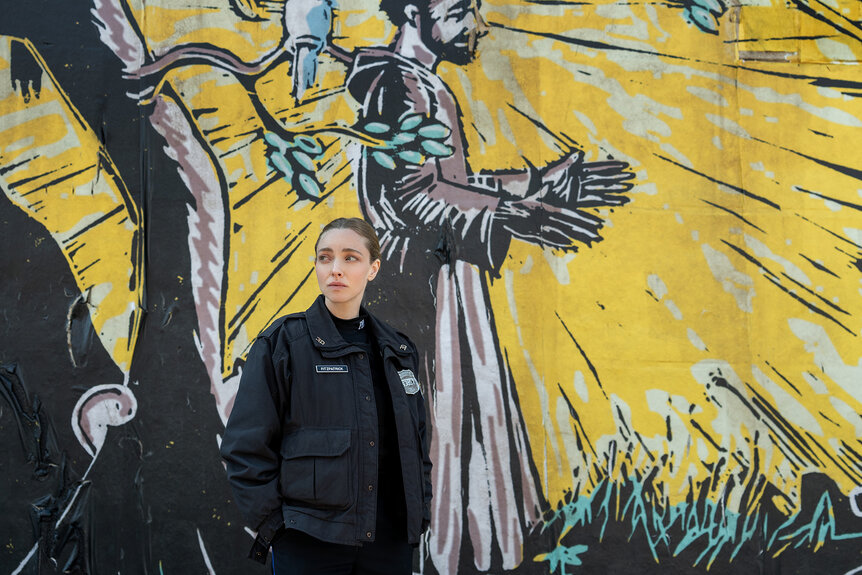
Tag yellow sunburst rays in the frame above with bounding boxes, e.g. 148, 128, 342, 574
454, 1, 862, 510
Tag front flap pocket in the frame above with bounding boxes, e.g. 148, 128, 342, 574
279, 428, 353, 510
281, 428, 350, 459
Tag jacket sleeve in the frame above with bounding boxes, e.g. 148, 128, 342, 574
220, 334, 286, 557
413, 347, 433, 529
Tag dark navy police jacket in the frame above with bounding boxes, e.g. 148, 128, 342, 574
220, 295, 432, 562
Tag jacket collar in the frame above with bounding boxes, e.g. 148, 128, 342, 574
305, 295, 411, 356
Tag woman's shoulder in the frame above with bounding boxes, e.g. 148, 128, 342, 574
257, 311, 309, 342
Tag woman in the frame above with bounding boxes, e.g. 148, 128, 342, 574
220, 217, 432, 574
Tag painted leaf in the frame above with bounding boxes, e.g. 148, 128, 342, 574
293, 134, 322, 155
390, 132, 417, 146
291, 149, 315, 172
397, 150, 424, 165
364, 121, 391, 135
399, 114, 424, 132
371, 150, 397, 169
418, 123, 451, 140
297, 172, 321, 198
421, 140, 454, 157
269, 151, 294, 180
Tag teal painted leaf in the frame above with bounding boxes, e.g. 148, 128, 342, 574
687, 5, 718, 33
421, 140, 454, 157
269, 151, 293, 180
293, 134, 322, 155
397, 150, 424, 165
399, 114, 424, 132
371, 150, 397, 169
264, 132, 290, 153
297, 173, 321, 198
694, 0, 724, 14
418, 123, 451, 140
364, 122, 391, 135
291, 150, 315, 172
390, 132, 417, 146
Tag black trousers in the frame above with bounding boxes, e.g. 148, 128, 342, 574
270, 528, 413, 575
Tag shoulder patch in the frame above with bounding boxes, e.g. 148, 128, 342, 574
398, 369, 421, 395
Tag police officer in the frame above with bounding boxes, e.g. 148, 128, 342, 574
220, 217, 432, 574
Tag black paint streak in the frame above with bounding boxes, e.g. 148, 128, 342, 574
796, 213, 862, 249
61, 205, 124, 245
720, 240, 856, 336
793, 186, 862, 212
798, 253, 840, 279
229, 267, 315, 352
557, 383, 598, 458
808, 129, 833, 138
555, 312, 608, 400
507, 103, 567, 151
226, 226, 310, 330
701, 199, 766, 233
804, 431, 862, 484
746, 386, 822, 467
790, 0, 862, 43
765, 361, 802, 396
779, 271, 849, 316
655, 154, 781, 210
753, 136, 862, 183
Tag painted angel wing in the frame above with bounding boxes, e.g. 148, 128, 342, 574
0, 37, 144, 375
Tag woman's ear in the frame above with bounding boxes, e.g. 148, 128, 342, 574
404, 4, 420, 28
368, 259, 381, 281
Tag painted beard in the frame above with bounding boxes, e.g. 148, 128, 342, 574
423, 26, 478, 65
439, 33, 478, 65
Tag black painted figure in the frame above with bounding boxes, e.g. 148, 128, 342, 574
220, 218, 432, 574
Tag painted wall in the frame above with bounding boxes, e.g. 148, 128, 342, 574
2, 0, 861, 573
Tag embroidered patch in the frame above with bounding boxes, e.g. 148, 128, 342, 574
398, 369, 420, 395
399, 344, 407, 351
316, 365, 348, 373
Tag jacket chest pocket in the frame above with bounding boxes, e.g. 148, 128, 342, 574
279, 428, 354, 510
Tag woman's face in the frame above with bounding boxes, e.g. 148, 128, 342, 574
314, 228, 380, 317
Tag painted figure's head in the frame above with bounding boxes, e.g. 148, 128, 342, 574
314, 218, 381, 318
382, 0, 488, 65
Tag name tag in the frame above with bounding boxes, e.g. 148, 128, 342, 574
316, 365, 349, 373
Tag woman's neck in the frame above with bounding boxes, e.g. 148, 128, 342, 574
324, 298, 361, 320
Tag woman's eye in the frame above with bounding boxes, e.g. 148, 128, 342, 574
317, 255, 330, 262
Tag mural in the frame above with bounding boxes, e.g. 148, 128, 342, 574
2, 0, 861, 573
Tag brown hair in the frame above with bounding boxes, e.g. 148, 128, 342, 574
315, 217, 381, 262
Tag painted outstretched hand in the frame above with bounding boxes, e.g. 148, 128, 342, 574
498, 151, 635, 250
540, 150, 635, 208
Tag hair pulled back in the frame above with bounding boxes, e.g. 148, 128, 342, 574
315, 217, 382, 262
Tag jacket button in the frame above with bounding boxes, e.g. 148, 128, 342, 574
358, 353, 365, 360
365, 394, 371, 401
367, 484, 374, 491
366, 531, 373, 538
369, 441, 375, 447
